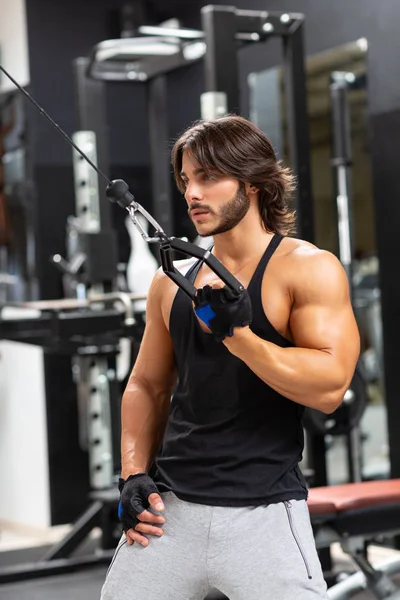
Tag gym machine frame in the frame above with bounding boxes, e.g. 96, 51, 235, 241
86, 5, 313, 243
199, 6, 314, 243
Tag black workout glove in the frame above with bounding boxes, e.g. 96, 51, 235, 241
118, 472, 160, 532
194, 284, 252, 342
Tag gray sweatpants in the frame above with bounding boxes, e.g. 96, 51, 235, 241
101, 492, 329, 600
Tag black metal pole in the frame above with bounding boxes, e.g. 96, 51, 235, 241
201, 5, 240, 114
283, 22, 315, 243
330, 74, 354, 288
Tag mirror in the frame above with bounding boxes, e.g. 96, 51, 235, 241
249, 40, 388, 484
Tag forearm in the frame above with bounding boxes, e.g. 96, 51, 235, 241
121, 377, 170, 479
224, 327, 348, 412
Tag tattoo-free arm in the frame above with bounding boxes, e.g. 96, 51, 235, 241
121, 270, 176, 479
223, 250, 360, 414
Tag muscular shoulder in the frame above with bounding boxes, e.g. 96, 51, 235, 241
280, 238, 349, 304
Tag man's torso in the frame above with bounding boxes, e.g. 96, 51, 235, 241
153, 234, 311, 506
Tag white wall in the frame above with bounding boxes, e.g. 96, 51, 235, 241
0, 341, 50, 529
0, 0, 30, 93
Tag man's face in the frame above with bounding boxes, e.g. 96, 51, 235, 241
180, 150, 250, 237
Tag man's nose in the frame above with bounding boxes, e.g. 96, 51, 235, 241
185, 181, 203, 203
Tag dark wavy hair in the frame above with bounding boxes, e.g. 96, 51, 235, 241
171, 115, 296, 236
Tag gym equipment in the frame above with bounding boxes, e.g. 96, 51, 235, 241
247, 40, 373, 493
87, 5, 313, 244
303, 366, 368, 437
329, 71, 368, 483
0, 92, 37, 302
0, 65, 246, 303
331, 72, 384, 391
200, 5, 313, 243
330, 71, 371, 484
354, 259, 383, 387
0, 67, 150, 581
309, 480, 400, 599
304, 69, 370, 484
0, 95, 13, 248
0, 291, 146, 583
305, 75, 397, 585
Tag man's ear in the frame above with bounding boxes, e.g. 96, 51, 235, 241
245, 182, 258, 194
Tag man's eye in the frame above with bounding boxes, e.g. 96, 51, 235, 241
181, 179, 188, 187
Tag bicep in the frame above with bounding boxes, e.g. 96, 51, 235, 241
289, 252, 360, 383
127, 273, 176, 396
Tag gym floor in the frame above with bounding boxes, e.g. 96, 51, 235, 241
1, 525, 400, 599
0, 528, 106, 600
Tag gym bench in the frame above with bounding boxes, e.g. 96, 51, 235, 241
308, 480, 400, 599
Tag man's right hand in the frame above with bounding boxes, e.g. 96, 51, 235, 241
118, 473, 166, 547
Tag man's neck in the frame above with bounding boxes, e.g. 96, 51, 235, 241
211, 220, 274, 266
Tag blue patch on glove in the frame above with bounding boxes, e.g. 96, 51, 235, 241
193, 284, 252, 342
195, 304, 216, 327
118, 500, 124, 520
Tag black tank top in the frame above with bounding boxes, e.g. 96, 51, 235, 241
153, 234, 308, 506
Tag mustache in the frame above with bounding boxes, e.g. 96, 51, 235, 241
189, 203, 214, 214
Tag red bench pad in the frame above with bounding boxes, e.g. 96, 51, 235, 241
307, 480, 400, 515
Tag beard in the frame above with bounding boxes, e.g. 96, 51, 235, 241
191, 183, 251, 237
